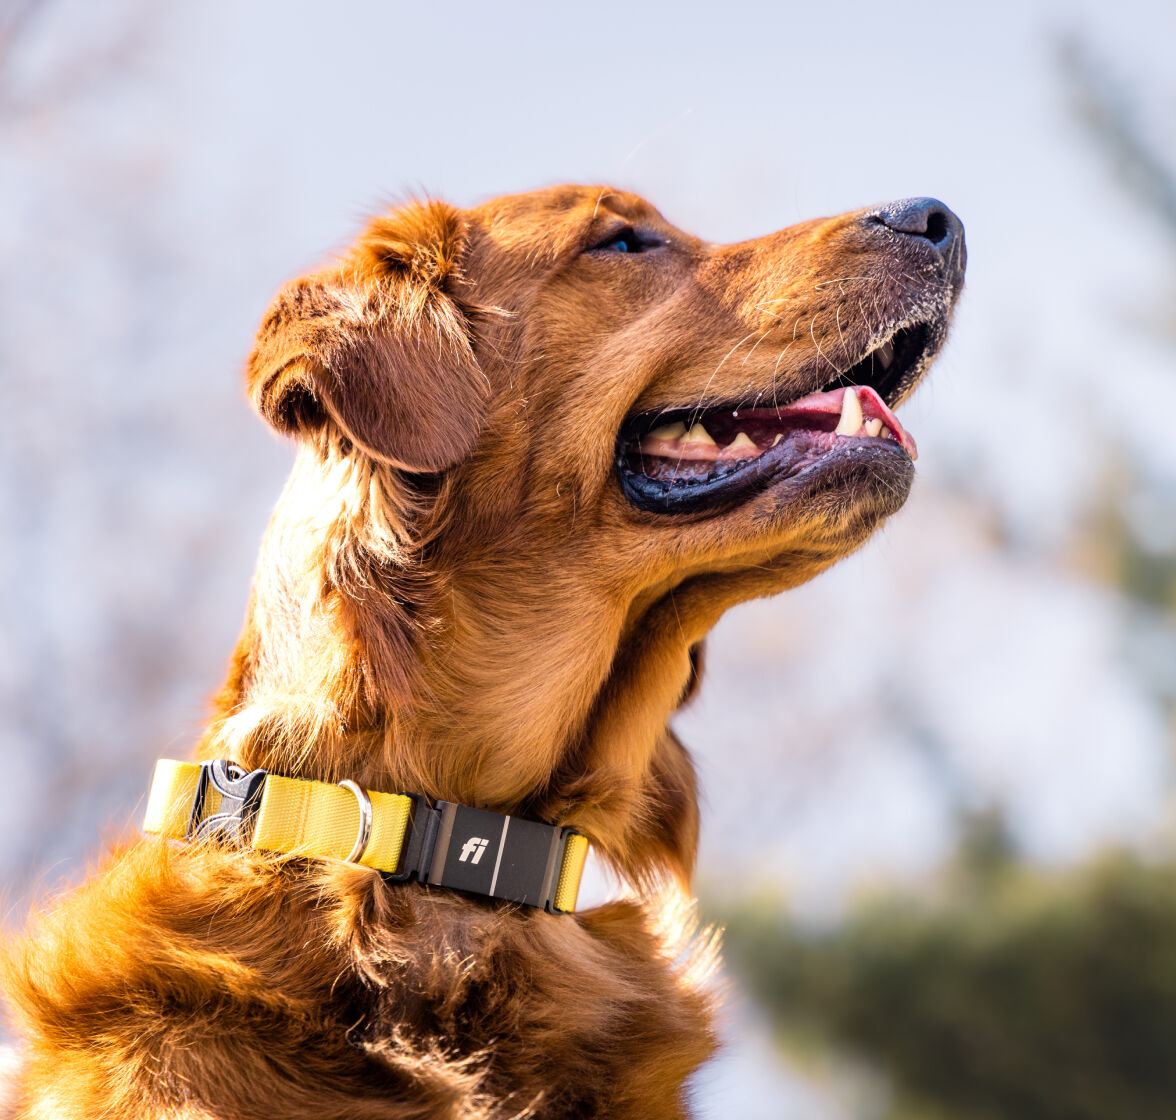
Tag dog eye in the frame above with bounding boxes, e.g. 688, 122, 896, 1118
588, 227, 649, 255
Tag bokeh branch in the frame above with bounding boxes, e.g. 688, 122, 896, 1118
0, 0, 44, 64
1058, 32, 1176, 242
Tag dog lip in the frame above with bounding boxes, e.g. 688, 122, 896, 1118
615, 388, 915, 516
616, 430, 910, 515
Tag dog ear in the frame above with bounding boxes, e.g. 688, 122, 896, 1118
676, 642, 706, 709
246, 201, 488, 472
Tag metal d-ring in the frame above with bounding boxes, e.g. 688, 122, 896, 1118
338, 779, 374, 864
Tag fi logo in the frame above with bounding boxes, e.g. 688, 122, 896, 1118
458, 836, 490, 865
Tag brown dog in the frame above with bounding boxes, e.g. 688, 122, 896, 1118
3, 185, 964, 1118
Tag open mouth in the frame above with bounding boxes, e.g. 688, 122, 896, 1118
617, 322, 932, 515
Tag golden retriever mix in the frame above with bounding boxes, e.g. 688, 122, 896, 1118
3, 185, 964, 1118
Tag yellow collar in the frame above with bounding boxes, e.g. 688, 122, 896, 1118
143, 759, 589, 914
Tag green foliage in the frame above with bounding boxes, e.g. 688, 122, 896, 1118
721, 825, 1176, 1120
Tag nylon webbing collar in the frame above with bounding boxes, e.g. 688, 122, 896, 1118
143, 759, 589, 914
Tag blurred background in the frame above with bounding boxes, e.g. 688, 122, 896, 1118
2, 0, 1174, 1115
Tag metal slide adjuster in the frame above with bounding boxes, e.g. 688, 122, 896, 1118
338, 779, 374, 864
186, 759, 267, 846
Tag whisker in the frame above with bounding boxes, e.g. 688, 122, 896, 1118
810, 318, 848, 380
812, 276, 872, 290
753, 303, 789, 325
740, 328, 774, 367
692, 330, 761, 416
833, 306, 849, 365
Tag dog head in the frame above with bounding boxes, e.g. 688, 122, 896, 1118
225, 185, 965, 886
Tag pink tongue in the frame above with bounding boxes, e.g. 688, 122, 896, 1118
758, 386, 917, 459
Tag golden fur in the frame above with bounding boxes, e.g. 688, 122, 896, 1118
2, 185, 962, 1118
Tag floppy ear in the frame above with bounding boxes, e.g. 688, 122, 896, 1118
246, 201, 488, 472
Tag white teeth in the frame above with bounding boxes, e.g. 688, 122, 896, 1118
877, 339, 895, 370
682, 422, 716, 447
647, 421, 686, 442
880, 424, 892, 440
726, 432, 758, 455
864, 418, 882, 437
771, 434, 783, 446
834, 387, 863, 436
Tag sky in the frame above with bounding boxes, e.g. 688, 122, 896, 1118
3, 0, 1175, 1114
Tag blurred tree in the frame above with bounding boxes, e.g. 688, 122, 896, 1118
723, 817, 1176, 1120
1057, 33, 1176, 247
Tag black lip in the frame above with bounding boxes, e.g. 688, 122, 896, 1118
615, 322, 932, 517
617, 428, 910, 515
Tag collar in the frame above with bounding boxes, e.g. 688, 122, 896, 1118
142, 759, 589, 914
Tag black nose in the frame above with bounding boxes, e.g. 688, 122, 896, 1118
869, 197, 965, 279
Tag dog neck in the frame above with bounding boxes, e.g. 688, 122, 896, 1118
197, 448, 697, 888
199, 445, 836, 890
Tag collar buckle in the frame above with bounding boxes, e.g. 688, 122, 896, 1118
186, 759, 267, 845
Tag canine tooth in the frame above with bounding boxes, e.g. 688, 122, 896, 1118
682, 422, 716, 447
877, 340, 895, 370
834, 388, 863, 436
647, 421, 686, 442
726, 432, 758, 455
771, 434, 783, 446
880, 424, 893, 440
864, 418, 882, 437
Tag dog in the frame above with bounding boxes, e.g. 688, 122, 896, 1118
2, 185, 964, 1118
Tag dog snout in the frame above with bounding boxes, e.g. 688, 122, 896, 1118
867, 197, 966, 282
